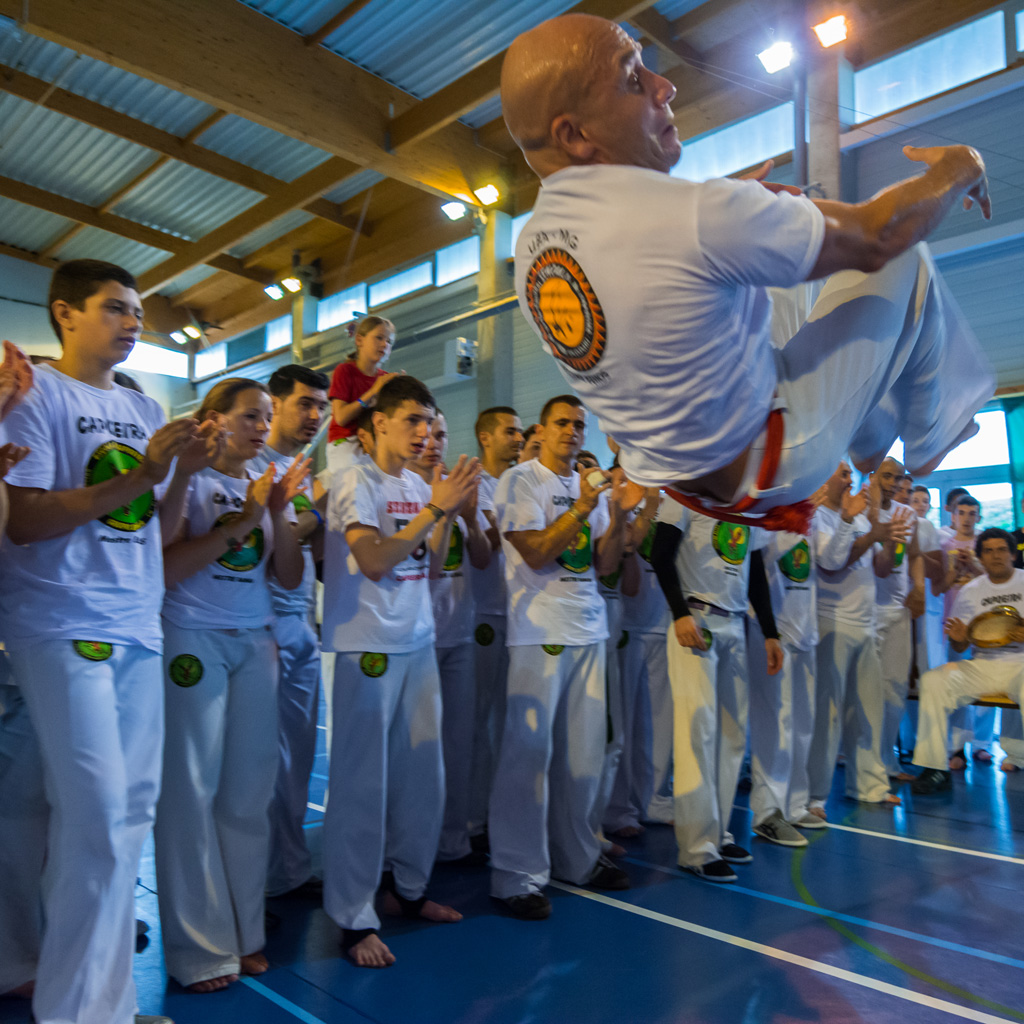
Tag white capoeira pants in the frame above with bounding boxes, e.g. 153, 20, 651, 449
7, 640, 163, 1024
437, 642, 476, 861
999, 707, 1024, 768
0, 662, 46, 996
667, 611, 748, 867
592, 629, 626, 837
323, 646, 444, 930
489, 643, 606, 898
468, 614, 508, 835
809, 617, 891, 804
267, 613, 321, 896
748, 634, 816, 826
913, 659, 1024, 770
877, 605, 913, 776
740, 244, 994, 510
156, 622, 278, 988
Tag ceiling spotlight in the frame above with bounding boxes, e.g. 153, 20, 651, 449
170, 330, 188, 344
473, 184, 500, 206
757, 40, 794, 74
813, 15, 847, 47
441, 201, 467, 221
281, 276, 303, 293
182, 325, 202, 339
264, 283, 285, 300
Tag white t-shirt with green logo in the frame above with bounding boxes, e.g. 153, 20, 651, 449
322, 461, 435, 654
875, 501, 915, 610
950, 569, 1024, 661
496, 460, 609, 647
657, 503, 755, 613
162, 466, 280, 630
470, 470, 507, 618
431, 510, 488, 648
0, 364, 166, 653
761, 529, 818, 651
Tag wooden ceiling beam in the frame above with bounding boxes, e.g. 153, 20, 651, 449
0, 0, 505, 201
304, 0, 374, 47
0, 62, 371, 235
0, 241, 59, 269
629, 7, 704, 69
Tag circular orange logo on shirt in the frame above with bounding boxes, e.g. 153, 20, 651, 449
524, 249, 606, 372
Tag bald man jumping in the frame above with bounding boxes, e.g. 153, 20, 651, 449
502, 14, 994, 528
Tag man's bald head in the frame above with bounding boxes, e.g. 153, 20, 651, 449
501, 14, 679, 177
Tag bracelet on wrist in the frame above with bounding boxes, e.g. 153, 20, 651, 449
424, 502, 445, 522
356, 397, 368, 408
567, 505, 587, 524
308, 508, 323, 526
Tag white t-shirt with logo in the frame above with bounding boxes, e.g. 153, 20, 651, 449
470, 470, 507, 618
162, 467, 281, 630
322, 461, 435, 654
950, 569, 1024, 661
761, 529, 818, 651
875, 501, 916, 609
431, 510, 489, 648
250, 444, 314, 618
0, 364, 166, 652
623, 518, 671, 635
657, 503, 756, 613
496, 460, 610, 647
515, 166, 825, 488
813, 505, 876, 629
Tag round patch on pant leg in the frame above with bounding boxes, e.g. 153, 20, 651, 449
73, 640, 113, 661
701, 628, 714, 650
475, 623, 495, 646
169, 654, 204, 687
542, 644, 565, 656
359, 652, 388, 678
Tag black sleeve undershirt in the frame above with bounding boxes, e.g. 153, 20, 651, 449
748, 548, 779, 640
651, 521, 690, 621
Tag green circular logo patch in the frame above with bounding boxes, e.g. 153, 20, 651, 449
701, 627, 713, 650
599, 566, 622, 591
894, 541, 906, 568
475, 622, 495, 646
214, 512, 264, 572
712, 522, 749, 565
542, 644, 565, 656
292, 492, 312, 514
169, 654, 204, 687
778, 539, 810, 582
556, 521, 592, 574
444, 522, 464, 572
360, 652, 388, 678
638, 521, 656, 564
73, 640, 112, 661
85, 441, 154, 532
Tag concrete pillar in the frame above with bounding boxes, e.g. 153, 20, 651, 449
290, 289, 320, 363
475, 209, 515, 410
807, 44, 853, 201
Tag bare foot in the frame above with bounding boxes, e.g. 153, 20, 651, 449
809, 806, 827, 820
240, 952, 268, 975
1001, 760, 1020, 773
187, 974, 238, 993
972, 749, 993, 764
347, 933, 395, 968
949, 752, 967, 771
883, 793, 902, 806
381, 891, 463, 922
606, 842, 627, 857
610, 825, 644, 838
908, 419, 980, 477
891, 771, 916, 782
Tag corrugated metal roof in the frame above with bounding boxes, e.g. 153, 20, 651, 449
195, 115, 332, 182
461, 94, 502, 130
158, 264, 219, 298
238, 0, 338, 36
0, 195, 74, 251
0, 94, 159, 206
53, 227, 171, 276
110, 162, 263, 241
228, 209, 314, 258
653, 0, 710, 20
324, 169, 385, 204
0, 17, 214, 136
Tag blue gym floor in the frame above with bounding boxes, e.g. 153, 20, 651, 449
4, 732, 1024, 1024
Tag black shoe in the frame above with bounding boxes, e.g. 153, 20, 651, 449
684, 859, 737, 883
585, 854, 630, 891
911, 768, 952, 795
718, 843, 752, 864
493, 892, 552, 920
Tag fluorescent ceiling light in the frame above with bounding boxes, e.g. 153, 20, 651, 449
441, 201, 467, 220
281, 276, 303, 293
169, 330, 188, 344
813, 15, 847, 47
264, 283, 284, 300
757, 40, 794, 73
182, 324, 202, 339
473, 184, 500, 206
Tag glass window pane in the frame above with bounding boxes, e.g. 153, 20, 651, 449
1017, 10, 1024, 51
121, 340, 188, 379
265, 314, 292, 352
435, 237, 480, 287
969, 481, 1015, 529
316, 284, 367, 332
672, 103, 794, 182
928, 410, 1009, 472
194, 343, 226, 378
510, 212, 532, 256
369, 262, 433, 307
853, 12, 1006, 123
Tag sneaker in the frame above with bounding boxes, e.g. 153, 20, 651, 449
493, 892, 552, 920
718, 843, 752, 864
791, 812, 828, 830
911, 768, 952, 795
752, 811, 808, 847
684, 859, 737, 883
585, 854, 630, 891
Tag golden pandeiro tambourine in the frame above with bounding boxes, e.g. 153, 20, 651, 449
967, 606, 1023, 648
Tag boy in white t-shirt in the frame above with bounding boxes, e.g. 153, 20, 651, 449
488, 395, 631, 920
0, 260, 219, 1024
320, 376, 480, 968
912, 530, 1024, 793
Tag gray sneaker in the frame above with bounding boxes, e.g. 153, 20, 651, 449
791, 811, 828, 830
752, 810, 809, 847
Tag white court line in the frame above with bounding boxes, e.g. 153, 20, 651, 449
240, 977, 328, 1024
549, 883, 1019, 1024
825, 823, 1024, 866
306, 802, 325, 812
